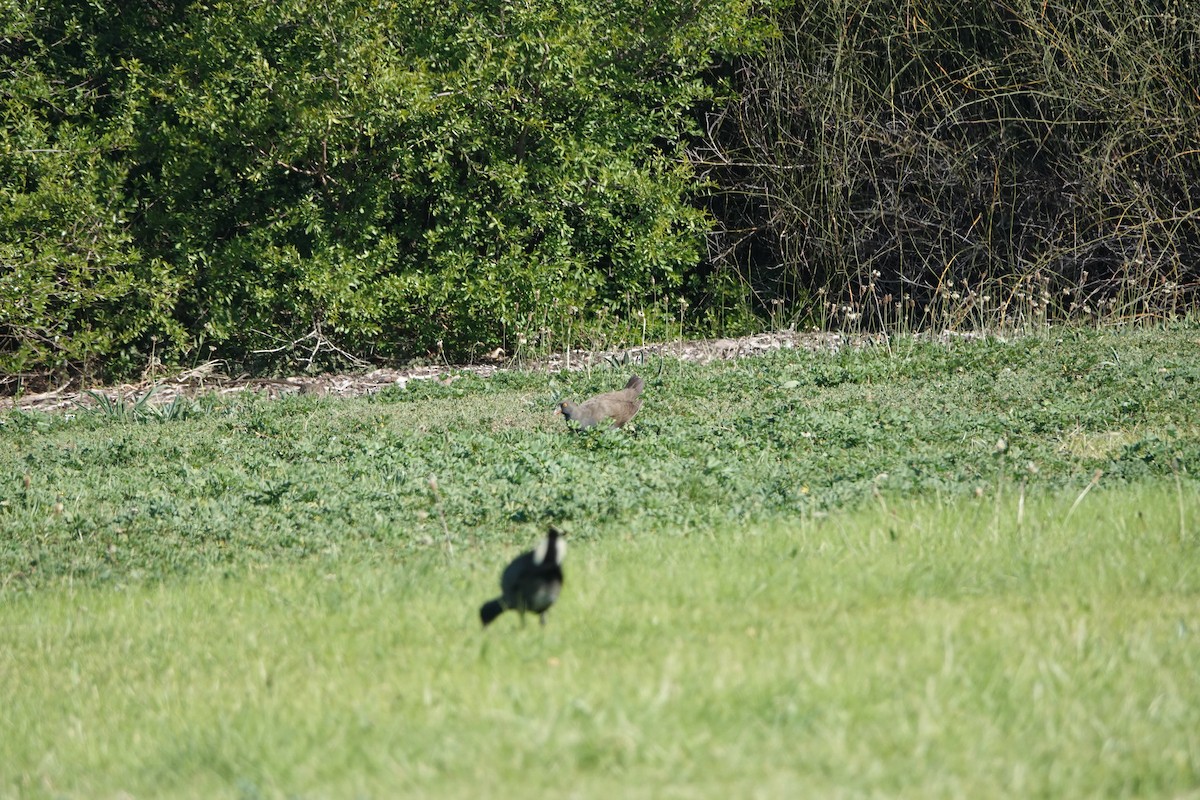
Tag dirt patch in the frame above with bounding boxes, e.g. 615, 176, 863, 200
2, 330, 877, 414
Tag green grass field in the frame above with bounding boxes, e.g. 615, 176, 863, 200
2, 326, 1199, 797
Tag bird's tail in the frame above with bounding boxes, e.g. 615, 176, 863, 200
480, 599, 505, 627
625, 374, 645, 395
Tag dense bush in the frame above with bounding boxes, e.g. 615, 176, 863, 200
1, 2, 181, 382
5, 0, 1200, 386
2, 0, 763, 383
698, 0, 1200, 328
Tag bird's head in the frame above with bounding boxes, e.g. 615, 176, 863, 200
534, 525, 567, 566
556, 401, 578, 420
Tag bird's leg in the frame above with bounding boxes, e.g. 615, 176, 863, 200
540, 612, 547, 626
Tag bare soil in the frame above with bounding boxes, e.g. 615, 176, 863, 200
2, 330, 878, 414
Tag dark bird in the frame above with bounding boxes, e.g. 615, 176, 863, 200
480, 526, 567, 627
557, 374, 645, 429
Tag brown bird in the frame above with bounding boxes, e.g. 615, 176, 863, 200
556, 374, 645, 429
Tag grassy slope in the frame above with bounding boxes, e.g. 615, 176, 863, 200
3, 326, 1199, 586
2, 326, 1199, 797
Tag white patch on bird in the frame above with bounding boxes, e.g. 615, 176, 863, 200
533, 533, 566, 566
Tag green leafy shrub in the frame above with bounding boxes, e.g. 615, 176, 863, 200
2, 0, 764, 380
0, 4, 180, 385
